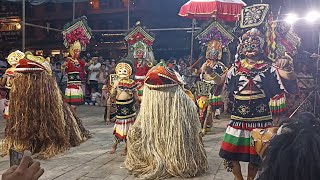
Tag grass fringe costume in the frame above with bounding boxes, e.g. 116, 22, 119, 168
125, 62, 208, 179
1, 52, 90, 159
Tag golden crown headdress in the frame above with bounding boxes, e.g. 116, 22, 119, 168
15, 52, 52, 75
6, 50, 25, 66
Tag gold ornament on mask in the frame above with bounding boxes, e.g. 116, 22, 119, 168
69, 41, 82, 57
145, 59, 153, 67
7, 50, 25, 66
14, 52, 52, 75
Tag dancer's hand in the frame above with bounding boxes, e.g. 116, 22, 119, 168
106, 119, 111, 125
275, 53, 293, 71
200, 129, 206, 137
2, 151, 44, 180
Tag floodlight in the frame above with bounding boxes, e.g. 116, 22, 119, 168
305, 11, 320, 23
16, 23, 21, 30
285, 13, 298, 25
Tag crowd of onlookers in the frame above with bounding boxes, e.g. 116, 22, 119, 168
50, 54, 200, 107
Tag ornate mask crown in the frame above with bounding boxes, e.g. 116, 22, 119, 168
115, 62, 133, 79
125, 22, 155, 60
240, 4, 270, 28
62, 16, 92, 51
15, 52, 52, 75
145, 61, 183, 89
7, 50, 25, 66
133, 41, 147, 59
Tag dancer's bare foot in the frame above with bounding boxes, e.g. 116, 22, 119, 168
120, 148, 127, 156
109, 143, 118, 154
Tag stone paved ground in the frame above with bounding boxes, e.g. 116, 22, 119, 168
0, 106, 249, 180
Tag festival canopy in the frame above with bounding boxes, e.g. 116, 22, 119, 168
179, 0, 246, 22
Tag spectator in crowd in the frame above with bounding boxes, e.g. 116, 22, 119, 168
109, 59, 116, 74
98, 56, 104, 63
105, 59, 111, 71
97, 64, 109, 92
54, 62, 66, 93
179, 62, 191, 85
88, 57, 101, 94
0, 59, 8, 77
257, 112, 320, 180
85, 88, 101, 106
50, 56, 57, 71
167, 60, 174, 68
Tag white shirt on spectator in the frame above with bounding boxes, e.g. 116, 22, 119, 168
88, 63, 101, 81
91, 92, 101, 101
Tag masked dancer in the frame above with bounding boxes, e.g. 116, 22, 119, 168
1, 50, 24, 121
219, 4, 300, 180
1, 52, 90, 159
125, 62, 208, 179
62, 17, 93, 112
195, 21, 234, 132
107, 60, 138, 155
125, 22, 155, 102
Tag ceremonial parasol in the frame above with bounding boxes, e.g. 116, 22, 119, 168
179, 0, 246, 22
178, 0, 246, 62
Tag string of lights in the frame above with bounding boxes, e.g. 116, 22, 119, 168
102, 33, 125, 36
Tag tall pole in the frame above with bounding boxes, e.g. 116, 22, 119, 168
127, 0, 130, 30
22, 0, 26, 51
316, 31, 320, 115
190, 19, 195, 62
73, 0, 76, 20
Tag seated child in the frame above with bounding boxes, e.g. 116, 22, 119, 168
85, 88, 101, 106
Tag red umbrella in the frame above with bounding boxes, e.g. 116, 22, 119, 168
179, 0, 246, 22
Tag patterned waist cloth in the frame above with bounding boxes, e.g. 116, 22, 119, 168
113, 98, 136, 141
67, 72, 81, 84
219, 97, 272, 167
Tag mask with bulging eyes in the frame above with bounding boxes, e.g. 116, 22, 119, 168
135, 49, 146, 59
206, 40, 223, 61
115, 62, 133, 79
240, 28, 265, 59
207, 50, 220, 60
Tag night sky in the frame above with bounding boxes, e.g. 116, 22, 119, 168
148, 0, 320, 59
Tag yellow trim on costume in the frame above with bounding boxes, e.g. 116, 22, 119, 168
234, 94, 266, 100
116, 99, 134, 105
231, 115, 272, 121
116, 113, 136, 119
